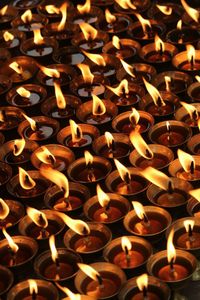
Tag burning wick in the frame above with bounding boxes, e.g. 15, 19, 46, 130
78, 263, 104, 290
96, 184, 110, 221
2, 227, 19, 267
105, 131, 116, 155
184, 220, 195, 247
49, 235, 60, 280
132, 201, 150, 228
136, 273, 148, 300
84, 151, 96, 182
121, 236, 131, 267
27, 207, 49, 239
166, 121, 171, 143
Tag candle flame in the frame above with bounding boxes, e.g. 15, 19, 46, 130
22, 113, 37, 131
79, 23, 98, 41
167, 229, 176, 264
195, 75, 200, 82
39, 65, 60, 78
77, 263, 101, 282
0, 198, 9, 220
198, 119, 200, 131
77, 64, 94, 84
154, 34, 165, 53
135, 13, 152, 36
181, 0, 199, 23
0, 111, 4, 122
45, 5, 60, 14
27, 207, 48, 228
184, 219, 195, 233
84, 150, 93, 165
177, 19, 182, 30
120, 59, 135, 78
115, 0, 136, 10
21, 9, 32, 23
96, 184, 110, 208
69, 119, 83, 143
177, 149, 195, 173
18, 167, 36, 190
92, 94, 106, 116
130, 130, 154, 160
112, 35, 121, 50
186, 44, 196, 66
141, 166, 171, 191
54, 82, 66, 109
107, 79, 129, 96
189, 188, 200, 202
165, 76, 171, 92
0, 5, 8, 16
13, 138, 26, 156
156, 4, 172, 15
56, 212, 90, 235
2, 228, 19, 253
56, 283, 81, 300
105, 131, 114, 148
136, 274, 148, 291
82, 51, 106, 66
132, 201, 146, 220
180, 101, 199, 121
143, 77, 165, 107
9, 62, 23, 75
77, 0, 91, 14
58, 2, 67, 31
114, 159, 131, 183
35, 146, 56, 166
40, 167, 69, 198
129, 108, 140, 125
3, 31, 14, 42
121, 236, 132, 252
16, 87, 31, 98
105, 9, 116, 23
49, 235, 58, 263
28, 280, 38, 296
33, 29, 44, 45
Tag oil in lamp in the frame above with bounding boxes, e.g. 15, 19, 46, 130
75, 262, 126, 299
0, 198, 25, 230
173, 44, 200, 72
175, 101, 200, 129
129, 129, 174, 169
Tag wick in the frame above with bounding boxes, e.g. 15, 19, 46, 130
124, 246, 130, 267
143, 286, 148, 300
144, 26, 152, 38
87, 162, 96, 182
109, 139, 116, 153
168, 180, 173, 194
190, 161, 195, 175
124, 172, 131, 185
25, 174, 32, 186
190, 55, 194, 70
142, 213, 150, 226
48, 154, 56, 166
146, 149, 153, 159
32, 290, 37, 300
159, 42, 163, 57
105, 201, 111, 212
192, 110, 198, 122
9, 248, 16, 267
169, 258, 175, 273
13, 144, 18, 153
188, 224, 193, 238
96, 274, 103, 287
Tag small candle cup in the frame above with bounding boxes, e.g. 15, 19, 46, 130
57, 123, 100, 155
0, 74, 12, 96
152, 71, 193, 96
123, 206, 172, 243
140, 91, 180, 120
83, 193, 131, 224
128, 20, 166, 44
64, 222, 112, 256
187, 133, 200, 155
166, 217, 200, 257
112, 110, 154, 135
71, 30, 109, 53
53, 46, 86, 66
105, 167, 149, 198
74, 262, 126, 299
67, 156, 112, 185
0, 162, 12, 191
10, 0, 42, 10
18, 209, 65, 241
0, 5, 18, 30
7, 84, 47, 109
34, 248, 82, 282
44, 182, 90, 214
76, 99, 118, 126
0, 106, 24, 133
0, 265, 13, 297
0, 235, 38, 269
147, 249, 197, 290
187, 197, 200, 217
41, 94, 81, 121
68, 6, 103, 25
103, 236, 152, 272
166, 27, 200, 49
92, 133, 131, 160
0, 199, 25, 230
0, 29, 25, 54
147, 178, 193, 213
31, 144, 75, 172
187, 82, 200, 102
104, 82, 145, 110
70, 75, 109, 100
175, 103, 200, 130
36, 64, 77, 89
118, 275, 171, 300
172, 50, 200, 73
168, 156, 200, 183
114, 0, 150, 14
18, 116, 60, 143
0, 139, 38, 168
11, 13, 48, 35
0, 56, 38, 83
37, 1, 73, 21
148, 120, 192, 148
129, 144, 174, 170
7, 279, 59, 300
116, 63, 157, 86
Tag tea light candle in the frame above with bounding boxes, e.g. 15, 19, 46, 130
0, 29, 25, 53
175, 102, 200, 128
0, 5, 18, 30
114, 0, 150, 14
0, 106, 24, 132
181, 0, 200, 29
187, 189, 200, 217
187, 133, 200, 155
148, 3, 183, 26
0, 199, 25, 230
166, 25, 200, 47
172, 45, 200, 72
68, 2, 103, 25
0, 265, 13, 297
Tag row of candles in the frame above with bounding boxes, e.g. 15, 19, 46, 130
0, 0, 200, 299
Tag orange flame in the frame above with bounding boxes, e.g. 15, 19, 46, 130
13, 138, 26, 156
49, 235, 58, 263
39, 66, 60, 78
77, 0, 91, 14
141, 166, 171, 191
18, 167, 36, 190
129, 108, 140, 125
181, 0, 199, 23
82, 51, 106, 66
69, 119, 83, 143
132, 201, 146, 220
198, 119, 200, 131
114, 159, 131, 183
35, 146, 56, 165
186, 44, 196, 65
3, 31, 14, 42
112, 35, 121, 50
96, 184, 110, 208
56, 211, 90, 235
92, 94, 106, 116
27, 207, 48, 228
80, 23, 97, 40
177, 149, 195, 173
121, 236, 132, 252
9, 62, 23, 75
195, 75, 200, 82
0, 111, 4, 122
77, 64, 94, 84
184, 219, 195, 233
120, 59, 135, 78
180, 101, 198, 121
33, 29, 44, 45
45, 5, 60, 14
107, 79, 129, 96
167, 229, 176, 264
130, 130, 153, 159
105, 131, 114, 148
136, 274, 148, 291
165, 76, 171, 92
105, 9, 116, 23
56, 283, 81, 300
54, 82, 66, 109
189, 188, 200, 202
115, 0, 136, 10
2, 228, 19, 253
135, 13, 152, 36
77, 263, 101, 281
28, 280, 38, 296
22, 113, 37, 131
21, 9, 32, 23
0, 198, 9, 220
143, 77, 165, 107
154, 34, 165, 53
0, 5, 8, 16
84, 150, 93, 166
16, 87, 31, 98
177, 19, 182, 30
156, 5, 172, 15
58, 2, 67, 31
